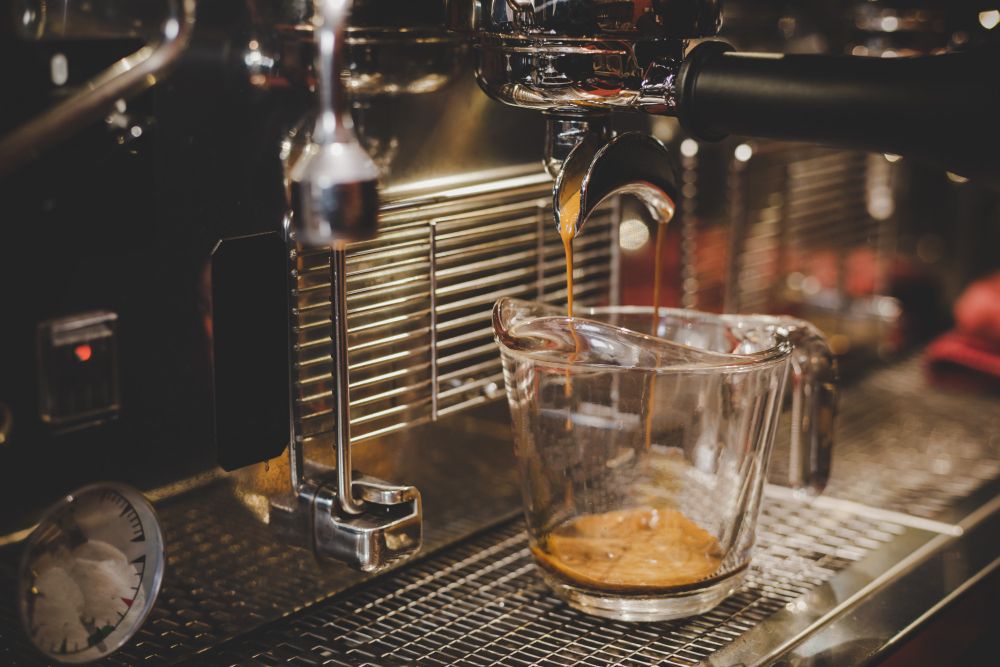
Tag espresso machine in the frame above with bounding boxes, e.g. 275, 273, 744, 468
0, 0, 998, 664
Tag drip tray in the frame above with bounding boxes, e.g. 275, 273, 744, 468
196, 503, 881, 664
194, 356, 1000, 666
194, 490, 994, 666
0, 356, 996, 666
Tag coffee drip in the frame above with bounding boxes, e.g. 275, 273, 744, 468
544, 181, 726, 593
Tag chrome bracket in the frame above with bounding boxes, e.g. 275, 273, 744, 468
276, 222, 424, 574
297, 475, 422, 572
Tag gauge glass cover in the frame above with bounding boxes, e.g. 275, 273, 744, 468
19, 484, 165, 664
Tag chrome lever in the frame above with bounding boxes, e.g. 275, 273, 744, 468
280, 0, 422, 572
297, 475, 422, 572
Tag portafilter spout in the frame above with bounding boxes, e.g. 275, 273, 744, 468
554, 132, 678, 238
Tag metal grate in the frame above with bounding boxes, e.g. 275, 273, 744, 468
816, 356, 1000, 519
0, 427, 524, 667
737, 145, 879, 314
766, 355, 1000, 519
193, 496, 904, 666
291, 175, 616, 447
0, 357, 997, 665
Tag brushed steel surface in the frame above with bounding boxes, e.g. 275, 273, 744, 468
287, 0, 380, 248
0, 411, 522, 666
707, 486, 1000, 666
693, 142, 886, 315
769, 355, 1000, 523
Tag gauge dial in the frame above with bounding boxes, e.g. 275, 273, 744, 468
19, 484, 165, 664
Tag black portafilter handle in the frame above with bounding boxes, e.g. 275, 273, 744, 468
676, 41, 1000, 186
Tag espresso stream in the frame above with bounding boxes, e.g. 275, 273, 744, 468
546, 198, 722, 592
559, 198, 581, 423
559, 196, 580, 318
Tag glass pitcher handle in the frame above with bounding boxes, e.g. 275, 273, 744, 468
781, 319, 838, 496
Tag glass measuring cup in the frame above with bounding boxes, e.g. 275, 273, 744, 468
493, 298, 837, 621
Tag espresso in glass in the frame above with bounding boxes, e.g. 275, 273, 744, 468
493, 299, 836, 620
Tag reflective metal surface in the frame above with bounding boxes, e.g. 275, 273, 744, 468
543, 114, 610, 179
187, 497, 907, 665
200, 358, 1000, 664
475, 34, 687, 114
770, 355, 1000, 523
305, 474, 422, 572
1, 0, 997, 663
290, 171, 617, 450
0, 411, 523, 664
281, 0, 426, 572
449, 0, 722, 37
464, 0, 721, 114
287, 0, 380, 247
186, 496, 931, 665
555, 132, 677, 235
707, 488, 1000, 666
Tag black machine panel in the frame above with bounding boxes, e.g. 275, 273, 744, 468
211, 232, 290, 470
0, 0, 306, 530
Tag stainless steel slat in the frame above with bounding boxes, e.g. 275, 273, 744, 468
436, 373, 505, 401
291, 174, 614, 443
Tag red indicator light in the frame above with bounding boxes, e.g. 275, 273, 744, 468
74, 344, 93, 362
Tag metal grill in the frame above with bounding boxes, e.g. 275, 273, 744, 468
291, 174, 616, 446
766, 355, 1000, 520
738, 145, 879, 313
819, 356, 1000, 519
0, 357, 997, 665
194, 496, 904, 667
0, 420, 520, 666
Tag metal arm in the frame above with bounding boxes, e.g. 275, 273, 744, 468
287, 0, 380, 248
0, 0, 197, 178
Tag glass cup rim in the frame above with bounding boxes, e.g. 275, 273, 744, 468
493, 297, 794, 374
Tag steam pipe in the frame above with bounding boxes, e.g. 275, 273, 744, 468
287, 0, 381, 516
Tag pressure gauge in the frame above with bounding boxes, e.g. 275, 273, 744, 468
18, 484, 165, 664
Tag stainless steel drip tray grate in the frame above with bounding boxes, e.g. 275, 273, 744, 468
0, 357, 994, 665
192, 495, 912, 666
179, 356, 1000, 666
768, 354, 1000, 523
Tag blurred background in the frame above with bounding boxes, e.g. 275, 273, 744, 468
618, 0, 1000, 387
